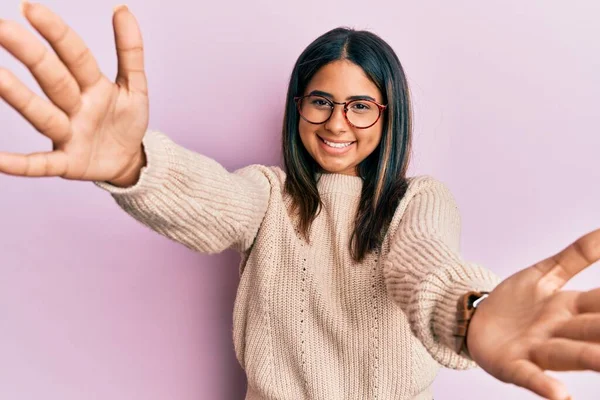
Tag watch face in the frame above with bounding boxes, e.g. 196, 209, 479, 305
472, 293, 490, 308
466, 292, 489, 308
466, 293, 479, 308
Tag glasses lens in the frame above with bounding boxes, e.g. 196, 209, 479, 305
298, 95, 332, 124
346, 100, 381, 128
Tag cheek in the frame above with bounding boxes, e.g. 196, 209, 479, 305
360, 127, 383, 149
298, 121, 317, 147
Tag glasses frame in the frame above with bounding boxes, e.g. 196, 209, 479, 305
293, 94, 387, 129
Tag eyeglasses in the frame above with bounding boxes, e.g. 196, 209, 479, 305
294, 95, 387, 129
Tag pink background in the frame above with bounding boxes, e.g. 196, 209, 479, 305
1, 0, 599, 398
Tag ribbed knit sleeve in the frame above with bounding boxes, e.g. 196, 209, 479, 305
94, 130, 272, 254
383, 177, 501, 369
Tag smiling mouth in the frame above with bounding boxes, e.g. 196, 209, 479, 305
318, 135, 356, 148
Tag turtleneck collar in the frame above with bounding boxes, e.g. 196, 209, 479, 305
316, 172, 363, 197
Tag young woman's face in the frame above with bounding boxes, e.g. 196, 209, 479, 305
298, 60, 384, 176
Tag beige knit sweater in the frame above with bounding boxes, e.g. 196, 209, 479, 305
95, 130, 501, 399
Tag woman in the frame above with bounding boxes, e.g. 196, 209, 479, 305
0, 3, 599, 399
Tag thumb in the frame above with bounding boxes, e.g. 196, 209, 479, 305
112, 5, 147, 95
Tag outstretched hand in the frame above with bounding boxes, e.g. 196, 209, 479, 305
0, 2, 148, 186
467, 228, 600, 400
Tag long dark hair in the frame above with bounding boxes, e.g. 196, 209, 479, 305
282, 27, 412, 262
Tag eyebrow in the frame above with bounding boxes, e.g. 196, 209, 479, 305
308, 90, 378, 103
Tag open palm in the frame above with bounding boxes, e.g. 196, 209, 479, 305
0, 3, 148, 186
468, 228, 600, 400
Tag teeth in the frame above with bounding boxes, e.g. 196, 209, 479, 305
323, 139, 353, 148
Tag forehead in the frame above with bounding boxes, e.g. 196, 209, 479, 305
305, 60, 382, 102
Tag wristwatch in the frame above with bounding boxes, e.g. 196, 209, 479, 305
453, 291, 489, 355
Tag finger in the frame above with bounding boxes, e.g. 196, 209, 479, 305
0, 18, 81, 114
531, 337, 600, 372
0, 68, 71, 143
576, 287, 600, 314
22, 1, 103, 91
0, 150, 68, 177
113, 5, 148, 95
554, 313, 600, 343
534, 228, 600, 288
504, 360, 570, 400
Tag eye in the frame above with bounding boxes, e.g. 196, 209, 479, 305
349, 101, 372, 112
311, 98, 331, 107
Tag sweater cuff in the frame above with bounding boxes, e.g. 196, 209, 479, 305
408, 262, 500, 369
94, 130, 172, 195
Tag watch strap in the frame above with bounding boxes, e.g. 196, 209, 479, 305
453, 291, 489, 355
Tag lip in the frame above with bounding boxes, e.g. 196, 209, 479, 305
317, 135, 355, 155
318, 135, 356, 144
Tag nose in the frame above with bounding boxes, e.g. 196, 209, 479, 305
324, 104, 349, 135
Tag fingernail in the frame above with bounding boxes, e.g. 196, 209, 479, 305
113, 4, 128, 13
20, 0, 29, 16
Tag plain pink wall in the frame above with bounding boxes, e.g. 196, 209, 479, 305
1, 0, 599, 398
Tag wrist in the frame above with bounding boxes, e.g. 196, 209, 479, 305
108, 146, 147, 188
465, 304, 482, 357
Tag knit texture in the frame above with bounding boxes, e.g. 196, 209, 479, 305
95, 130, 501, 399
